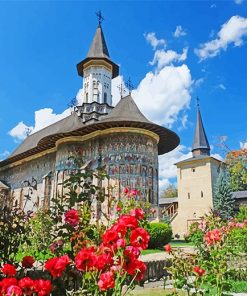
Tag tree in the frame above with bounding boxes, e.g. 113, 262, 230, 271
213, 170, 235, 220
161, 184, 178, 198
226, 149, 247, 192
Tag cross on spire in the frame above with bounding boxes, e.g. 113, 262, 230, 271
96, 10, 104, 26
125, 77, 134, 95
196, 96, 200, 108
117, 83, 126, 98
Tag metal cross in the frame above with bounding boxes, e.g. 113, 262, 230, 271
196, 96, 200, 108
67, 97, 78, 108
117, 83, 126, 98
125, 77, 134, 95
96, 10, 104, 26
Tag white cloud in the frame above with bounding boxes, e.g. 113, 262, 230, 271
9, 121, 32, 141
150, 47, 188, 70
173, 25, 187, 38
195, 15, 247, 60
211, 153, 224, 161
240, 141, 247, 149
132, 64, 192, 127
218, 83, 226, 90
194, 77, 204, 88
144, 32, 166, 49
234, 0, 244, 4
9, 108, 70, 141
111, 75, 126, 106
210, 3, 216, 8
0, 150, 10, 161
159, 145, 192, 190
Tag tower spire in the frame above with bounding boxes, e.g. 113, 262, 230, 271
192, 98, 210, 157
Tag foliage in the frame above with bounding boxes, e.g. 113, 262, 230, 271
161, 184, 178, 199
0, 162, 151, 295
0, 206, 32, 263
226, 149, 247, 191
148, 222, 172, 249
213, 171, 235, 220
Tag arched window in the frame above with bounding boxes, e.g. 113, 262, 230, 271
104, 93, 107, 103
85, 93, 88, 103
201, 191, 204, 198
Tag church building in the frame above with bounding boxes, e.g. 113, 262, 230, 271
0, 19, 179, 215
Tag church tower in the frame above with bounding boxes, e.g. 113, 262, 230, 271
171, 101, 223, 237
76, 13, 119, 122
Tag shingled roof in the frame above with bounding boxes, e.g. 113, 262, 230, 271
1, 95, 179, 167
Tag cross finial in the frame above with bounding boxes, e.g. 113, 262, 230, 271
125, 77, 134, 95
96, 10, 104, 26
117, 83, 126, 98
196, 96, 200, 108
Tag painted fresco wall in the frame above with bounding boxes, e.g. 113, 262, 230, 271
0, 131, 159, 211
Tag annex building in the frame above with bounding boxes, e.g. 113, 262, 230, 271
0, 21, 179, 215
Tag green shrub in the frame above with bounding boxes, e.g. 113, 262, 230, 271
148, 222, 172, 249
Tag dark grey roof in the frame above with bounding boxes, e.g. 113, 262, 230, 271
87, 25, 110, 59
232, 190, 247, 199
159, 197, 178, 205
192, 108, 210, 153
1, 95, 179, 166
175, 155, 222, 166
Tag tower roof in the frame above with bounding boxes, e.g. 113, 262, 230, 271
192, 104, 210, 156
77, 24, 119, 78
87, 25, 110, 59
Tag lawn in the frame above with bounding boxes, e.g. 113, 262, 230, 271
130, 288, 185, 295
141, 241, 194, 255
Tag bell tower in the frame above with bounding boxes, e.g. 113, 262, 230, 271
76, 12, 119, 123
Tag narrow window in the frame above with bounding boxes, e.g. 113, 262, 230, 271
104, 93, 107, 103
85, 93, 88, 103
188, 192, 190, 199
201, 191, 203, 198
192, 168, 195, 172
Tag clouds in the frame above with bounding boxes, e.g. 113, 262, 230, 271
9, 108, 70, 142
159, 145, 192, 190
234, 0, 244, 4
195, 15, 247, 60
144, 32, 166, 49
173, 25, 187, 38
0, 150, 10, 161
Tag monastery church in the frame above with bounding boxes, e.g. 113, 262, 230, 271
0, 18, 224, 236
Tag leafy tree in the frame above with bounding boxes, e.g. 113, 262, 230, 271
161, 184, 178, 198
226, 149, 247, 191
213, 171, 235, 220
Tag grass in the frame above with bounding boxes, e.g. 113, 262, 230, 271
130, 288, 185, 295
141, 241, 194, 255
141, 249, 164, 255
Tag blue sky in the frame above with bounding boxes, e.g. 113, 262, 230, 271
0, 1, 247, 188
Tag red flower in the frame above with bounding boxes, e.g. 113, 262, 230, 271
150, 208, 156, 214
118, 215, 138, 229
130, 227, 150, 250
110, 223, 127, 237
95, 253, 113, 270
116, 204, 122, 212
98, 271, 115, 291
123, 187, 129, 194
203, 229, 221, 246
164, 244, 172, 253
0, 278, 18, 294
44, 255, 71, 278
6, 285, 23, 296
34, 279, 52, 296
130, 189, 138, 196
193, 266, 206, 277
21, 256, 35, 268
116, 238, 126, 248
19, 277, 35, 294
1, 264, 16, 277
125, 259, 147, 281
64, 209, 80, 227
75, 247, 97, 271
124, 246, 141, 260
130, 208, 145, 220
102, 229, 119, 245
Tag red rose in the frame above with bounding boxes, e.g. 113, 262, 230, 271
118, 215, 138, 229
95, 253, 113, 270
44, 255, 70, 278
102, 229, 119, 245
125, 259, 146, 281
98, 271, 115, 291
164, 244, 172, 253
34, 279, 52, 296
110, 223, 127, 237
130, 189, 138, 196
130, 208, 145, 220
1, 264, 16, 277
75, 247, 97, 271
64, 209, 80, 227
193, 266, 206, 277
124, 246, 141, 260
21, 256, 35, 268
116, 204, 122, 212
0, 278, 18, 294
130, 227, 150, 250
19, 277, 35, 294
6, 285, 23, 296
203, 229, 221, 246
123, 187, 129, 194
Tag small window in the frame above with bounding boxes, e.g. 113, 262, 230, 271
201, 191, 203, 198
104, 93, 107, 103
188, 193, 190, 199
192, 168, 195, 172
86, 93, 88, 103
